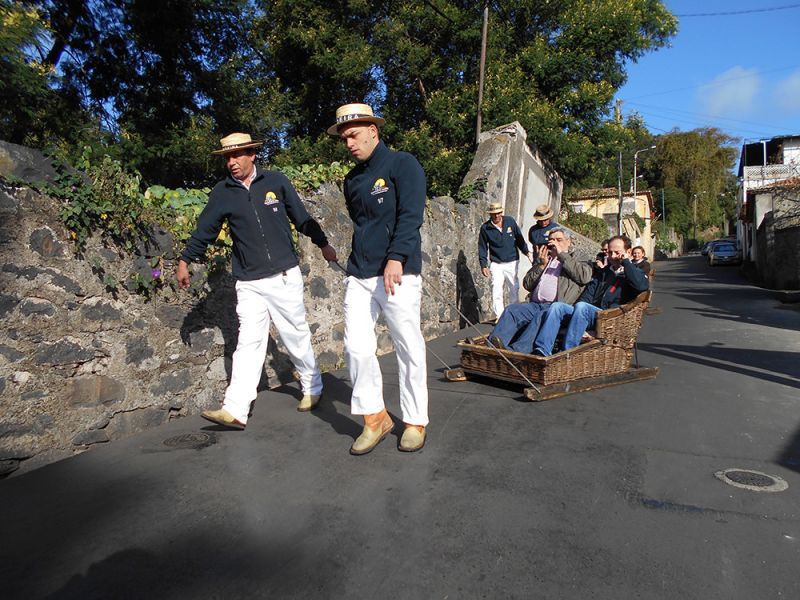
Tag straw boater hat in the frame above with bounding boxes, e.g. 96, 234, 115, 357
327, 103, 386, 135
533, 204, 554, 221
487, 202, 503, 214
211, 133, 264, 155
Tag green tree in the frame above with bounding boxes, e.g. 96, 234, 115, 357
648, 128, 737, 237
258, 0, 677, 196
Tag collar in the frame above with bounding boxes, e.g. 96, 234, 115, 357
227, 165, 260, 189
362, 140, 389, 168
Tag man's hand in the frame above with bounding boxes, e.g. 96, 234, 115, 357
384, 259, 404, 295
175, 260, 191, 289
537, 244, 550, 263
481, 266, 490, 278
321, 244, 338, 263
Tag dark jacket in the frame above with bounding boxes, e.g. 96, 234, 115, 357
479, 216, 529, 267
343, 141, 426, 278
633, 259, 651, 275
578, 259, 650, 309
181, 168, 328, 281
522, 250, 593, 305
528, 221, 558, 247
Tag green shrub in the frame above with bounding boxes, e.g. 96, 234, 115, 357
562, 205, 609, 243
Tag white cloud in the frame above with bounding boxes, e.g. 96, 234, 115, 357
774, 70, 800, 112
698, 66, 760, 116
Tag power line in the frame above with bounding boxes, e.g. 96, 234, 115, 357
622, 65, 799, 100
676, 3, 800, 17
626, 101, 791, 131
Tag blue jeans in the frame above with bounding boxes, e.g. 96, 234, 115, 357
489, 302, 550, 353
534, 301, 601, 355
563, 302, 601, 350
533, 302, 574, 356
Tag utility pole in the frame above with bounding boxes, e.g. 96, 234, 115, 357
617, 151, 623, 235
693, 193, 698, 240
633, 145, 656, 237
475, 1, 489, 146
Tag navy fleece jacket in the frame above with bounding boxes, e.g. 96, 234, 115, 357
343, 141, 426, 278
577, 258, 649, 309
478, 216, 529, 267
181, 168, 328, 281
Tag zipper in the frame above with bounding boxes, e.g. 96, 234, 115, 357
248, 188, 272, 264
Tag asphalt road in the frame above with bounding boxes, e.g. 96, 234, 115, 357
1, 256, 799, 599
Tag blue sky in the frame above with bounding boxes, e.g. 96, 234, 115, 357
615, 1, 800, 145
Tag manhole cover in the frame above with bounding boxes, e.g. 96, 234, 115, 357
163, 432, 217, 450
714, 468, 788, 492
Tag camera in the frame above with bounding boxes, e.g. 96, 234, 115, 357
596, 251, 607, 262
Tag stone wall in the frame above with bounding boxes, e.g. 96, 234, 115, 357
0, 129, 596, 477
754, 185, 800, 290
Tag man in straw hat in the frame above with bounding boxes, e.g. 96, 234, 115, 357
328, 103, 428, 455
175, 133, 338, 428
528, 203, 558, 249
479, 202, 531, 320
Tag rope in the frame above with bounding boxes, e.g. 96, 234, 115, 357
327, 261, 540, 391
326, 261, 452, 371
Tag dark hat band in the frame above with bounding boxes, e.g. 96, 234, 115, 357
337, 113, 376, 125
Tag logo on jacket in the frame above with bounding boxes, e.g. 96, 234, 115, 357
371, 178, 389, 195
264, 191, 278, 205
506, 226, 512, 233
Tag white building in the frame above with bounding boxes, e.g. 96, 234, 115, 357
737, 135, 800, 261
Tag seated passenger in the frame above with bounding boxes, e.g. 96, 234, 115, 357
533, 235, 649, 356
488, 228, 592, 353
631, 245, 651, 274
592, 239, 610, 276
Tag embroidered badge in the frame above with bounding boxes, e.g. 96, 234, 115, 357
506, 226, 512, 233
264, 191, 279, 205
371, 178, 389, 195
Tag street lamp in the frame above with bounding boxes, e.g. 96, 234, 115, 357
626, 145, 656, 240
633, 145, 656, 206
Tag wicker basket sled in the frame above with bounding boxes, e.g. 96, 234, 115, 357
445, 290, 658, 401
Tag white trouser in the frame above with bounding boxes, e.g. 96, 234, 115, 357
222, 266, 322, 423
343, 274, 429, 426
489, 260, 519, 318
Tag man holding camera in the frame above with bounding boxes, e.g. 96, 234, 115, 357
487, 228, 592, 353
532, 235, 649, 356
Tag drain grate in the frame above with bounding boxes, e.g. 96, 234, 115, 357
163, 432, 217, 450
715, 468, 788, 493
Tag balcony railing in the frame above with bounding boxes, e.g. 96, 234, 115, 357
743, 163, 800, 187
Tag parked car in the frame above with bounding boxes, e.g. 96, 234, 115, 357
702, 238, 737, 256
708, 242, 741, 266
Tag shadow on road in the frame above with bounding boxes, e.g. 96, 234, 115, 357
638, 342, 800, 389
661, 257, 800, 333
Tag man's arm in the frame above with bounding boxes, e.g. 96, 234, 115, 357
522, 250, 547, 292
176, 193, 225, 288
278, 173, 337, 261
386, 153, 426, 264
513, 220, 530, 257
558, 251, 593, 285
622, 258, 650, 293
384, 153, 426, 293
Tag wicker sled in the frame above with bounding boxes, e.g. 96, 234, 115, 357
446, 290, 658, 401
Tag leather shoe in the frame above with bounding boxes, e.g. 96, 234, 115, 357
201, 408, 245, 429
399, 425, 426, 452
350, 411, 394, 455
297, 393, 321, 412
